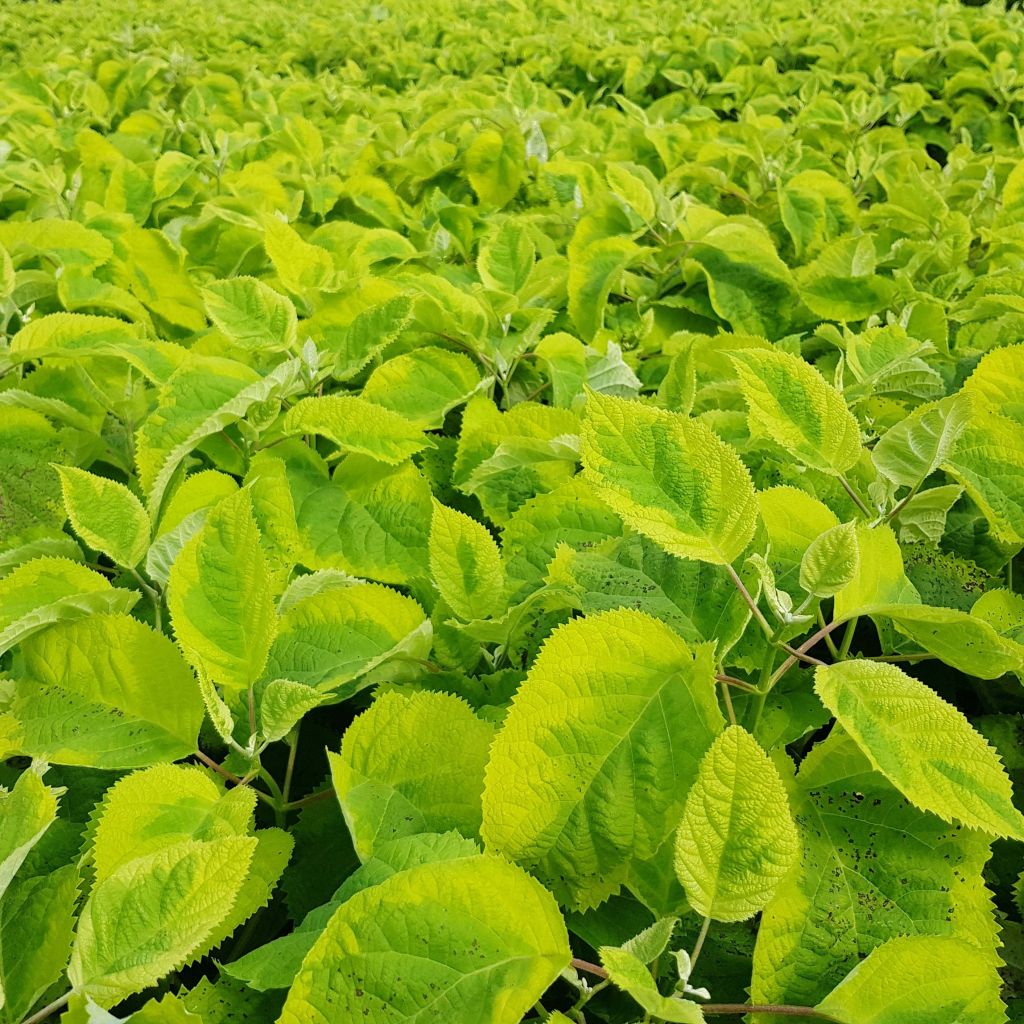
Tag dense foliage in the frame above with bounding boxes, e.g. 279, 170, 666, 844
2, 0, 1024, 1021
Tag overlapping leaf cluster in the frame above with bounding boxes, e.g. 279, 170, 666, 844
2, 0, 1024, 1022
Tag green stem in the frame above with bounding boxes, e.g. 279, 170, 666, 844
282, 726, 299, 806
839, 474, 872, 517
247, 685, 257, 738
283, 788, 334, 812
838, 616, 858, 659
689, 916, 711, 972
129, 567, 163, 632
716, 673, 759, 694
816, 609, 840, 658
719, 680, 737, 726
748, 642, 778, 733
19, 992, 71, 1024
884, 482, 921, 524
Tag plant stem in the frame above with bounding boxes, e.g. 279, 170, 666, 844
282, 726, 299, 806
726, 563, 774, 638
769, 618, 846, 688
194, 751, 276, 807
837, 616, 858, 659
870, 652, 935, 664
816, 609, 840, 658
19, 992, 70, 1024
839, 475, 872, 517
716, 673, 759, 694
247, 684, 257, 738
689, 916, 711, 971
571, 958, 608, 979
283, 788, 334, 812
129, 566, 162, 632
719, 680, 737, 726
703, 1005, 842, 1021
726, 566, 824, 668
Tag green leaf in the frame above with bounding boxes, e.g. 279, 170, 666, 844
90, 765, 256, 883
282, 394, 430, 464
0, 862, 79, 1023
814, 660, 1024, 839
674, 726, 799, 922
168, 488, 276, 695
962, 342, 1024, 425
257, 679, 328, 745
545, 536, 752, 655
778, 170, 857, 259
478, 221, 535, 293
568, 236, 641, 341
0, 769, 58, 899
13, 613, 203, 767
68, 837, 256, 1007
482, 609, 723, 908
136, 355, 305, 516
943, 412, 1024, 546
689, 222, 798, 338
600, 944, 704, 1023
429, 500, 506, 621
816, 935, 1006, 1024
0, 218, 112, 270
465, 128, 525, 208
799, 521, 859, 598
896, 484, 963, 544
262, 582, 429, 694
55, 465, 151, 567
0, 557, 138, 656
0, 409, 66, 551
330, 691, 494, 858
226, 832, 479, 992
832, 523, 918, 621
872, 603, 1024, 679
502, 477, 624, 596
298, 457, 433, 585
262, 216, 333, 294
731, 348, 861, 475
278, 854, 569, 1024
361, 348, 485, 430
752, 729, 999, 1011
873, 395, 972, 489
201, 276, 298, 353
580, 389, 758, 565
312, 294, 412, 381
